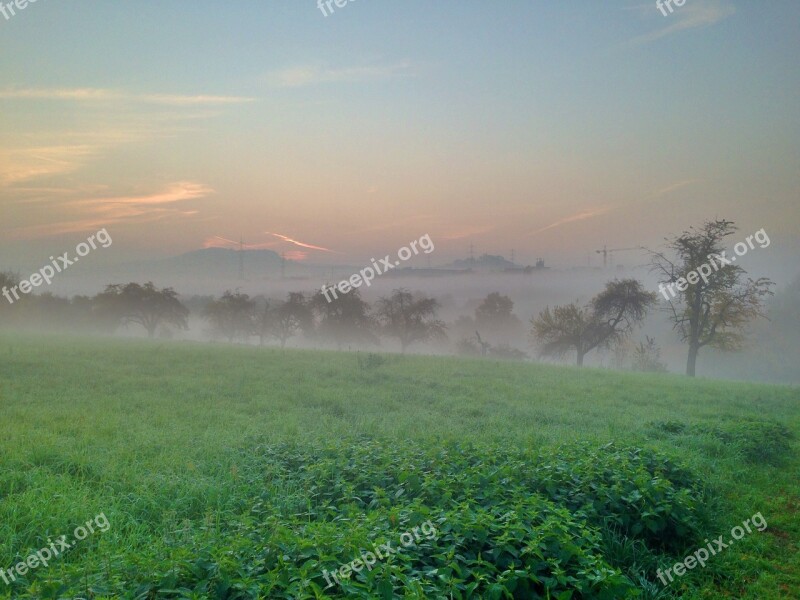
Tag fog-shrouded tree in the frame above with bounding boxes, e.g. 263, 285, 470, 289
258, 292, 313, 348
203, 289, 256, 343
530, 279, 656, 367
475, 292, 522, 339
475, 331, 491, 357
311, 288, 377, 350
20, 293, 71, 331
0, 272, 20, 325
376, 288, 446, 353
93, 282, 189, 338
650, 219, 773, 376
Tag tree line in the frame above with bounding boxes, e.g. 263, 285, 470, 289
0, 219, 775, 376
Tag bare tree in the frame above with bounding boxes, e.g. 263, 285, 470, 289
376, 289, 446, 353
475, 331, 491, 357
93, 282, 189, 338
530, 279, 656, 367
650, 219, 773, 376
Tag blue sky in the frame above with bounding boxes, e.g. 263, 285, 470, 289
1, 1, 798, 271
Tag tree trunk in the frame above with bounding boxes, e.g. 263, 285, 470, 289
686, 344, 699, 377
576, 350, 585, 367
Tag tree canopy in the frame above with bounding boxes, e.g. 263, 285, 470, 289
650, 219, 773, 376
531, 279, 656, 367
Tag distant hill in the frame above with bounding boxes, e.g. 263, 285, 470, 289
169, 248, 283, 277
98, 248, 289, 280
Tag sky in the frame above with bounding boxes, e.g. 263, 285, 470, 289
1, 0, 798, 273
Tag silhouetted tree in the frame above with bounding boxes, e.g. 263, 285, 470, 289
203, 290, 255, 343
650, 219, 773, 376
376, 288, 446, 353
530, 279, 656, 367
311, 288, 376, 350
259, 292, 312, 348
93, 282, 188, 338
475, 331, 491, 357
0, 272, 20, 326
475, 292, 522, 340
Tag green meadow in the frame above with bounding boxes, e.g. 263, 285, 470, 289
0, 333, 797, 599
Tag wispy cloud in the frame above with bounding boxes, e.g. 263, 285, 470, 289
0, 144, 101, 185
283, 250, 308, 261
532, 206, 612, 235
654, 178, 697, 197
0, 87, 256, 105
0, 88, 246, 186
268, 62, 413, 88
68, 181, 213, 209
0, 124, 199, 187
5, 182, 213, 240
629, 0, 736, 45
204, 235, 280, 250
266, 232, 341, 254
203, 236, 310, 261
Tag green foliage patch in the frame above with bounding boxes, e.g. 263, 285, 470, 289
0, 334, 797, 599
648, 418, 795, 466
96, 439, 706, 599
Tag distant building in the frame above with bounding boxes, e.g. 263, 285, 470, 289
503, 258, 548, 274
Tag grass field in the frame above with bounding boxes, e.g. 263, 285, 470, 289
0, 333, 797, 599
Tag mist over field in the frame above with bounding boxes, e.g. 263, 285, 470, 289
1, 2, 799, 599
3, 250, 799, 383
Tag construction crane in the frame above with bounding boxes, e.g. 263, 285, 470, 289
595, 246, 645, 269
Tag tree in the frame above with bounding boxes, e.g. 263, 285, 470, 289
311, 288, 377, 350
0, 272, 20, 326
650, 219, 773, 376
203, 290, 256, 343
530, 279, 656, 367
475, 293, 522, 334
474, 331, 491, 357
375, 289, 446, 353
258, 292, 312, 348
93, 282, 188, 338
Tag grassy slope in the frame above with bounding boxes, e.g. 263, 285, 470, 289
0, 333, 797, 598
